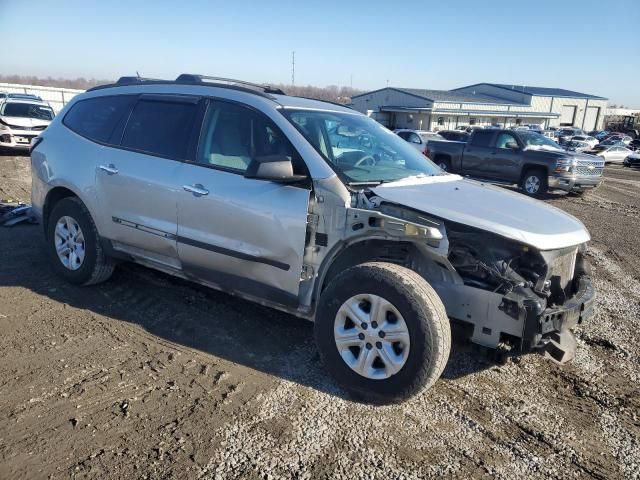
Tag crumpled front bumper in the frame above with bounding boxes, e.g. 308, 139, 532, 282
548, 174, 603, 192
537, 273, 596, 363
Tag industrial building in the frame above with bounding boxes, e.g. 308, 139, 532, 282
350, 83, 608, 131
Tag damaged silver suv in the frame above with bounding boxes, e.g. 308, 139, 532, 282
31, 75, 596, 402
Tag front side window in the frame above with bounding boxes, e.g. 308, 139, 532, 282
495, 133, 518, 149
63, 95, 135, 143
1, 102, 54, 121
121, 99, 198, 159
197, 101, 303, 174
282, 109, 442, 184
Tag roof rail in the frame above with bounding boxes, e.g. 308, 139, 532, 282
87, 74, 286, 100
115, 76, 164, 85
175, 74, 286, 95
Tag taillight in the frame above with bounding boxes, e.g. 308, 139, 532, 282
423, 145, 430, 157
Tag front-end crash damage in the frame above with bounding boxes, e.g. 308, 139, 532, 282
305, 181, 595, 365
444, 223, 594, 363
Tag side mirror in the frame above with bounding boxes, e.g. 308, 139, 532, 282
244, 155, 307, 184
505, 142, 519, 150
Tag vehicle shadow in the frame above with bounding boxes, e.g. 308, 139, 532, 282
0, 225, 499, 402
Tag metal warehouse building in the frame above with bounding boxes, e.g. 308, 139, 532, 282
350, 83, 608, 132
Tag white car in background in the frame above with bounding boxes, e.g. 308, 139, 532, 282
0, 97, 55, 150
571, 135, 598, 148
394, 129, 444, 155
587, 144, 633, 164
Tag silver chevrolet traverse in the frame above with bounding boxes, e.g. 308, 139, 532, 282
31, 75, 596, 402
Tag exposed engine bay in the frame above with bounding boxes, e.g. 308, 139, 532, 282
315, 187, 595, 364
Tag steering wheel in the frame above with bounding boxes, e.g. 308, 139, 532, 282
354, 155, 376, 168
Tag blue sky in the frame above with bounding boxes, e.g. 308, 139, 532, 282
1, 0, 639, 106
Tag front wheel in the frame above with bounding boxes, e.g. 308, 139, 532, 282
315, 262, 451, 403
521, 169, 548, 198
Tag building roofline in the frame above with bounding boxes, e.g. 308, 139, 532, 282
452, 82, 608, 100
350, 87, 435, 102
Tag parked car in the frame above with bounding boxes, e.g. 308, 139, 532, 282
605, 134, 632, 145
437, 130, 470, 142
30, 74, 597, 402
598, 138, 627, 147
394, 129, 444, 154
0, 92, 43, 101
586, 144, 633, 164
570, 135, 598, 148
0, 97, 54, 150
626, 138, 640, 151
623, 151, 640, 168
588, 130, 609, 140
563, 140, 591, 153
556, 127, 586, 145
426, 129, 604, 196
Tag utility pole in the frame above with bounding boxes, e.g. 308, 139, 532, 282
350, 73, 353, 89
291, 51, 295, 86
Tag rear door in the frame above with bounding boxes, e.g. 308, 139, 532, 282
95, 94, 202, 267
175, 99, 311, 304
462, 130, 496, 176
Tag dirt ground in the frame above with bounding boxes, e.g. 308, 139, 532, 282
1, 152, 639, 479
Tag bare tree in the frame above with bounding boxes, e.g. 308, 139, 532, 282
0, 75, 363, 104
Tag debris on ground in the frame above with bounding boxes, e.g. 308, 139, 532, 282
0, 201, 37, 226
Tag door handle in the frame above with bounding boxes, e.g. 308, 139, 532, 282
183, 184, 209, 196
99, 164, 118, 175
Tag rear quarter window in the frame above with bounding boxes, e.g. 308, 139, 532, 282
470, 130, 495, 147
63, 95, 136, 143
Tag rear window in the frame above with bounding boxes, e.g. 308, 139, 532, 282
63, 95, 135, 143
470, 130, 495, 147
121, 99, 199, 159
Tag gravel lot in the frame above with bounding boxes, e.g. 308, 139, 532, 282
1, 153, 639, 479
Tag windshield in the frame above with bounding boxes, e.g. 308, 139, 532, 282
1, 102, 54, 121
281, 109, 443, 184
519, 131, 562, 150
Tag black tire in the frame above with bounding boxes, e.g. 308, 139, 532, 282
315, 262, 451, 403
435, 157, 451, 172
521, 168, 548, 198
46, 197, 115, 285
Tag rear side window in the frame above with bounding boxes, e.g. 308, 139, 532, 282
63, 95, 135, 143
121, 99, 199, 159
470, 130, 495, 147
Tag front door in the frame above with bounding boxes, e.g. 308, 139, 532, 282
96, 94, 202, 267
175, 99, 311, 305
491, 131, 522, 181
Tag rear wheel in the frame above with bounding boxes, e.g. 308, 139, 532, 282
46, 197, 115, 285
435, 157, 451, 172
315, 262, 451, 403
521, 168, 548, 197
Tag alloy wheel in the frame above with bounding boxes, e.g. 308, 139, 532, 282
54, 216, 86, 270
333, 294, 410, 380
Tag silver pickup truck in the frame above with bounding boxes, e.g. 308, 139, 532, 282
31, 75, 596, 403
426, 129, 604, 197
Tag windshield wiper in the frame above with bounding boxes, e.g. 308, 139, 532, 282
348, 181, 384, 186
